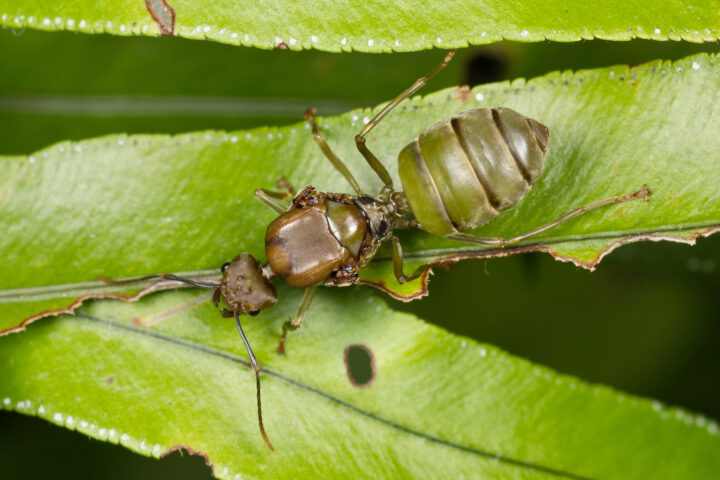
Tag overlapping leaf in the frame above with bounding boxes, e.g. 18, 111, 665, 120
0, 0, 719, 52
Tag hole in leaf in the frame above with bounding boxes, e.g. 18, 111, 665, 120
343, 344, 376, 388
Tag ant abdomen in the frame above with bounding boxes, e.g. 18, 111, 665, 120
398, 107, 549, 236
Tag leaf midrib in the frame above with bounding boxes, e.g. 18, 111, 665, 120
71, 311, 596, 480
2, 222, 716, 302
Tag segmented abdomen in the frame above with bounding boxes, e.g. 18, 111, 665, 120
397, 107, 549, 236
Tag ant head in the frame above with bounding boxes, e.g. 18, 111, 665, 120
218, 253, 277, 316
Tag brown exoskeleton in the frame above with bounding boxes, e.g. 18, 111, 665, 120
104, 49, 649, 450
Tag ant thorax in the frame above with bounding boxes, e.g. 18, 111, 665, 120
264, 186, 399, 288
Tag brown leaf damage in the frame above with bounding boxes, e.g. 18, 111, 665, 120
3, 226, 719, 335
145, 0, 175, 36
361, 224, 720, 302
0, 279, 194, 336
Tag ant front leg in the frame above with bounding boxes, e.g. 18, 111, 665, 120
276, 177, 295, 198
277, 285, 318, 355
355, 50, 456, 192
254, 188, 291, 214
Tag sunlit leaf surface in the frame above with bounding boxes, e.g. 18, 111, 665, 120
0, 0, 719, 52
2, 52, 719, 334
2, 287, 719, 478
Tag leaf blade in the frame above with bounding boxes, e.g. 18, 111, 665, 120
2, 52, 720, 332
2, 288, 719, 479
1, 1, 720, 52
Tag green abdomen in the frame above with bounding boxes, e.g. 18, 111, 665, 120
398, 107, 549, 236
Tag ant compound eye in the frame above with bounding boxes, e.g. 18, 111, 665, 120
249, 308, 260, 316
221, 262, 230, 273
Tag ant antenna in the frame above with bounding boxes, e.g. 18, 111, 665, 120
99, 274, 219, 289
234, 308, 274, 451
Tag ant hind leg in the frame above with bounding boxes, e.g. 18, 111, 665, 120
448, 186, 651, 247
355, 50, 456, 192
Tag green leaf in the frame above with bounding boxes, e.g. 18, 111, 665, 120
2, 52, 720, 334
1, 0, 719, 52
2, 287, 719, 478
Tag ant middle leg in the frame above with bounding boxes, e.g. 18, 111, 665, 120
448, 186, 651, 247
355, 49, 456, 191
277, 284, 318, 355
390, 235, 432, 284
304, 108, 364, 195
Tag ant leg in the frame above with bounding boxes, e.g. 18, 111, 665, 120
390, 235, 432, 284
355, 50, 456, 191
447, 186, 651, 247
254, 188, 289, 214
277, 284, 318, 355
276, 177, 295, 197
390, 235, 408, 283
304, 108, 363, 195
